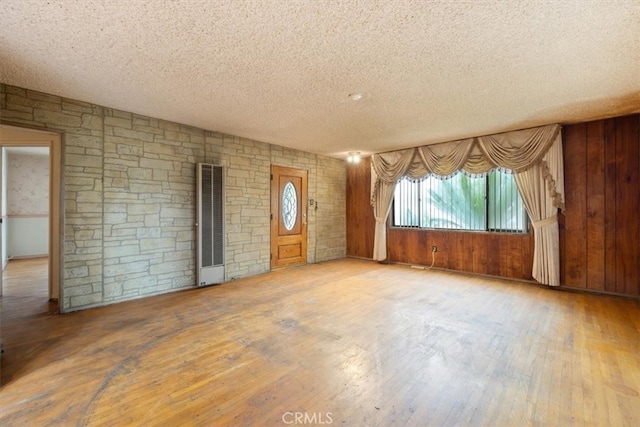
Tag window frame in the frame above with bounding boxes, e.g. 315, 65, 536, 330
391, 170, 530, 234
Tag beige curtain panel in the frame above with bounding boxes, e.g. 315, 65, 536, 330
370, 124, 565, 286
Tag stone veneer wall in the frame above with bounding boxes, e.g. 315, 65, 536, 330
0, 84, 346, 312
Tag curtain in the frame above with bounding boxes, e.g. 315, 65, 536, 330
371, 179, 397, 261
369, 124, 564, 286
416, 138, 475, 177
370, 149, 415, 260
514, 133, 564, 286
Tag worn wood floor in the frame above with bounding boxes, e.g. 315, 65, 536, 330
1, 257, 639, 426
0, 258, 56, 319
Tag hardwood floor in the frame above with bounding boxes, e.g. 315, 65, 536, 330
0, 258, 57, 321
2, 258, 49, 296
1, 258, 639, 426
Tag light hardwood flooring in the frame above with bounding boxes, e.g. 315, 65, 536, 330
0, 258, 56, 314
1, 258, 639, 426
2, 258, 49, 296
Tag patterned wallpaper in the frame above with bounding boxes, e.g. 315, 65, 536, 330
7, 152, 49, 215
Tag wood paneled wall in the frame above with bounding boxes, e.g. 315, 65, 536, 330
386, 228, 534, 280
346, 113, 640, 297
346, 158, 535, 281
561, 114, 640, 296
346, 157, 375, 258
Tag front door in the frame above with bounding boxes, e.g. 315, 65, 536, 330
271, 165, 307, 268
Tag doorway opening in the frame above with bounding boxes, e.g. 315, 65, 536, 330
0, 125, 62, 311
0, 124, 63, 385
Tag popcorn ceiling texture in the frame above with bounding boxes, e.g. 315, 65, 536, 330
0, 1, 638, 158
0, 84, 346, 312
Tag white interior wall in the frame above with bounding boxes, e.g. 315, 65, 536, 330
1, 148, 7, 269
5, 149, 49, 258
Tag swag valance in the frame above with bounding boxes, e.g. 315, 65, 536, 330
370, 124, 565, 286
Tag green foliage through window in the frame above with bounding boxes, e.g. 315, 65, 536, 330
393, 170, 528, 233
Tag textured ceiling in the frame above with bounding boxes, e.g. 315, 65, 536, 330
1, 0, 639, 159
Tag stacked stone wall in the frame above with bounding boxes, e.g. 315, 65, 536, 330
1, 83, 346, 312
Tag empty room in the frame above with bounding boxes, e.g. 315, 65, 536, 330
1, 1, 639, 425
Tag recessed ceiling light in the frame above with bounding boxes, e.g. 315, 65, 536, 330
348, 92, 363, 101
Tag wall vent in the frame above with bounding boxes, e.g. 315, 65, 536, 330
197, 163, 225, 286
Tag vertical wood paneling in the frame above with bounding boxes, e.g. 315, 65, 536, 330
614, 115, 640, 295
585, 120, 606, 291
346, 114, 640, 296
501, 231, 533, 279
561, 114, 640, 297
448, 233, 467, 272
488, 234, 502, 277
431, 231, 449, 268
386, 227, 533, 280
463, 233, 476, 272
603, 118, 618, 292
562, 123, 587, 287
346, 157, 375, 258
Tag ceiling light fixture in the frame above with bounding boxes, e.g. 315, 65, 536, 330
348, 92, 363, 101
347, 151, 361, 163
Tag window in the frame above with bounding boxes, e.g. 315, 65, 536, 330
282, 181, 297, 231
393, 170, 528, 233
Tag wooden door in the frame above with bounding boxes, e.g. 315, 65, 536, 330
271, 165, 307, 268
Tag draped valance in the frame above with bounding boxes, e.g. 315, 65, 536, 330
372, 124, 561, 194
369, 123, 565, 287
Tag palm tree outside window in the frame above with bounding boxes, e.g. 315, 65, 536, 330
393, 170, 528, 233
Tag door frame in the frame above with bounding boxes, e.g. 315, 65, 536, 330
270, 165, 308, 269
0, 123, 63, 305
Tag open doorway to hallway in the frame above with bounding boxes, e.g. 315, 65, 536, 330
0, 125, 63, 384
1, 145, 55, 315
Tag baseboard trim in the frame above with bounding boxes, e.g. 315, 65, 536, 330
8, 254, 48, 260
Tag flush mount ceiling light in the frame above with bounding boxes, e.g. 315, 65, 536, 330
347, 151, 361, 163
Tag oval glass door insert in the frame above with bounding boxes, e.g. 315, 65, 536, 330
282, 181, 297, 230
